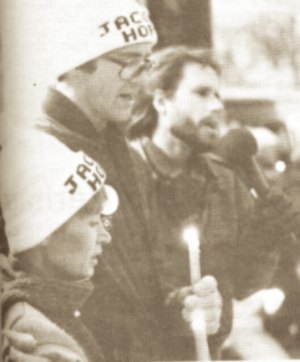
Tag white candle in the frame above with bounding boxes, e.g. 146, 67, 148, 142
183, 225, 201, 284
191, 309, 210, 360
182, 225, 210, 360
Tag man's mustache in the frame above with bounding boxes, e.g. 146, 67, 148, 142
171, 116, 221, 152
196, 115, 221, 129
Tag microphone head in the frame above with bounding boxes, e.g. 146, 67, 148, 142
216, 128, 258, 166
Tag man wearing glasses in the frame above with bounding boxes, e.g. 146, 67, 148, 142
2, 1, 222, 361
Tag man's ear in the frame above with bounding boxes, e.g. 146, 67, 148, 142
152, 89, 168, 116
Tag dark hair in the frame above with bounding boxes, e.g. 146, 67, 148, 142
128, 46, 220, 140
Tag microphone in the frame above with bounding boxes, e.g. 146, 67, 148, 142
216, 128, 269, 197
216, 128, 300, 240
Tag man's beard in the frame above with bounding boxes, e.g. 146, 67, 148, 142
170, 116, 220, 154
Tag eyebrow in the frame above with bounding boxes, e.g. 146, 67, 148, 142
81, 206, 101, 216
193, 86, 220, 96
115, 51, 151, 59
193, 86, 211, 92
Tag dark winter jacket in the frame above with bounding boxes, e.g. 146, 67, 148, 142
34, 88, 168, 362
130, 137, 282, 360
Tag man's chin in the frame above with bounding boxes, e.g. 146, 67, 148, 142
172, 128, 218, 154
109, 113, 131, 127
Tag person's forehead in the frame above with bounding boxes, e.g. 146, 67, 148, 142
108, 42, 153, 58
178, 62, 219, 90
78, 192, 104, 216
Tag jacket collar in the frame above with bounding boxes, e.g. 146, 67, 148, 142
140, 138, 222, 187
141, 138, 186, 180
42, 88, 101, 143
2, 273, 94, 318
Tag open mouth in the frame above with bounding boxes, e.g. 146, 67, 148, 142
91, 251, 101, 265
120, 94, 134, 102
200, 117, 219, 130
90, 258, 98, 267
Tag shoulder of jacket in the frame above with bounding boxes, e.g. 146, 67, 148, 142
129, 139, 153, 177
203, 153, 237, 180
4, 301, 63, 333
204, 152, 232, 169
4, 301, 87, 361
129, 139, 146, 161
4, 301, 27, 330
205, 153, 256, 206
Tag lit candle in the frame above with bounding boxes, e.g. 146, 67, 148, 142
183, 224, 201, 284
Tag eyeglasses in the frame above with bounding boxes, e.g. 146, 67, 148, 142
102, 54, 155, 81
101, 215, 113, 232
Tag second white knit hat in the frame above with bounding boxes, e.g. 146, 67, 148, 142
1, 128, 118, 254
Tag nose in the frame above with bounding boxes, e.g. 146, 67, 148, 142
209, 96, 224, 113
97, 224, 112, 246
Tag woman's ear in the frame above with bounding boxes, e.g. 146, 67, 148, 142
152, 89, 168, 116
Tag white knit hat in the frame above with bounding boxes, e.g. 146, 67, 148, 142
3, 0, 157, 79
2, 0, 158, 128
0, 128, 118, 254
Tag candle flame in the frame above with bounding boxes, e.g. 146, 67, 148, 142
183, 224, 200, 245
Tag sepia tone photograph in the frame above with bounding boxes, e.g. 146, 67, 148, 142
1, 1, 300, 361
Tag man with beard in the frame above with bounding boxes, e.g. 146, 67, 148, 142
128, 46, 298, 360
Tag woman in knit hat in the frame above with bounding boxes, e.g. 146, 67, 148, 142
1, 129, 119, 362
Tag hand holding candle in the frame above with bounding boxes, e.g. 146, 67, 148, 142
182, 276, 222, 361
183, 277, 222, 335
182, 225, 222, 360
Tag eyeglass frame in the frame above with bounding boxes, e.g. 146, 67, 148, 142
102, 53, 155, 81
100, 214, 113, 232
